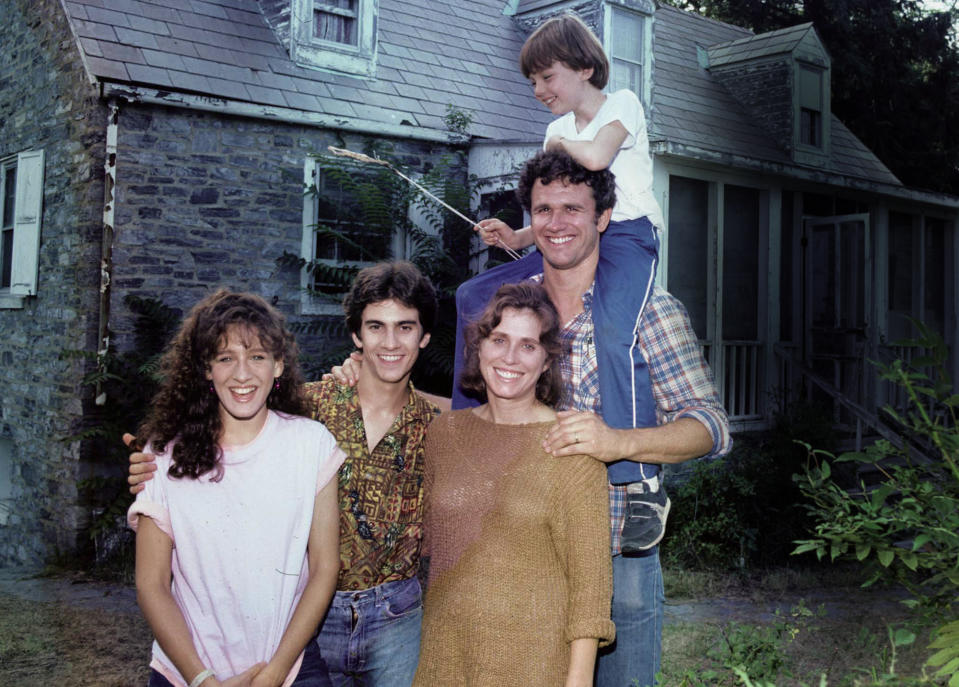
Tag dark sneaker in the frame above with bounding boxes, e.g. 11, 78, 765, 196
620, 483, 671, 554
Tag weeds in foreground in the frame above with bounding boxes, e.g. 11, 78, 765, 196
660, 607, 938, 686
793, 322, 958, 686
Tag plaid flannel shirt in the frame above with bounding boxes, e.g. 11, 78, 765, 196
554, 283, 731, 555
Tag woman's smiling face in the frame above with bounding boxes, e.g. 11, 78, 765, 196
206, 324, 283, 440
478, 307, 549, 404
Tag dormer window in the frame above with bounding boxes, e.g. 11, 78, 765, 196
291, 0, 377, 78
314, 1, 359, 45
798, 65, 823, 148
604, 1, 653, 103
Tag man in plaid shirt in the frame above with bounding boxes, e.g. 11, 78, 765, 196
456, 150, 731, 686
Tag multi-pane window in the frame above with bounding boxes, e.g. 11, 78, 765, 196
292, 0, 377, 78
798, 65, 823, 148
301, 157, 402, 314
314, 0, 358, 46
1, 161, 15, 289
607, 4, 646, 98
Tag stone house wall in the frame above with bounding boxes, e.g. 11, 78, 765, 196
0, 1, 468, 565
107, 102, 468, 350
0, 0, 109, 564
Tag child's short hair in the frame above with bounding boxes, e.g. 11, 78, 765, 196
343, 261, 438, 337
519, 13, 609, 90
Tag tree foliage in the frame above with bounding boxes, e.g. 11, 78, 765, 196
667, 0, 959, 194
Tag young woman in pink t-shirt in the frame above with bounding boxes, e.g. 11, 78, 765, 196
129, 290, 344, 687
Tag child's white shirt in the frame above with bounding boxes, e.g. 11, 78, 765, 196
545, 89, 664, 229
128, 410, 345, 687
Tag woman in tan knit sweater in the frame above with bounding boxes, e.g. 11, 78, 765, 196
413, 283, 614, 687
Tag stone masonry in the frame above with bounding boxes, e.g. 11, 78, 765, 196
1, 0, 468, 565
107, 102, 467, 349
0, 0, 109, 564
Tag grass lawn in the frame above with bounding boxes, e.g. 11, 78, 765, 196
659, 566, 945, 686
0, 593, 151, 686
0, 564, 948, 686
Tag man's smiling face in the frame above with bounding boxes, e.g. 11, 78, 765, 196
529, 177, 610, 272
352, 298, 430, 386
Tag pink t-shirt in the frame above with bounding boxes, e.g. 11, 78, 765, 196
128, 410, 345, 687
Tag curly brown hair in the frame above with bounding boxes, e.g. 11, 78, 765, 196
517, 149, 616, 216
136, 290, 308, 481
459, 282, 565, 406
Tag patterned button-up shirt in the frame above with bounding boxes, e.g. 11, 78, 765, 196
545, 280, 731, 555
304, 378, 439, 590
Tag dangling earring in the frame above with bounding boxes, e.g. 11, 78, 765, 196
209, 382, 215, 393
273, 379, 280, 391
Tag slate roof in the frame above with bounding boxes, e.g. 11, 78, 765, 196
707, 22, 816, 67
650, 5, 901, 186
60, 0, 551, 141
58, 0, 902, 186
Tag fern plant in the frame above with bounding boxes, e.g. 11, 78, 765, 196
279, 139, 485, 394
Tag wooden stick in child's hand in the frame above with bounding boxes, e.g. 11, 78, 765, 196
326, 146, 523, 261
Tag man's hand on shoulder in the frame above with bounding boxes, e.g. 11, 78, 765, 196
542, 410, 623, 463
322, 351, 363, 386
126, 432, 157, 494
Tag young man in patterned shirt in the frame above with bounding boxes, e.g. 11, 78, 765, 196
129, 261, 445, 687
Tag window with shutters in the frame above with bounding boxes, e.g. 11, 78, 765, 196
290, 0, 377, 78
0, 150, 43, 309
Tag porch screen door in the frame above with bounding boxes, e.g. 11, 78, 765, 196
804, 214, 870, 425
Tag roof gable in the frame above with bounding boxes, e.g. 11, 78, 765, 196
651, 5, 899, 186
706, 22, 825, 67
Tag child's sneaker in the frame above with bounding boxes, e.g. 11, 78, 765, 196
620, 480, 671, 554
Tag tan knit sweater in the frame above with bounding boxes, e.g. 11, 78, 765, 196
413, 410, 615, 687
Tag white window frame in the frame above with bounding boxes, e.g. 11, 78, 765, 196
290, 0, 378, 79
300, 156, 407, 315
0, 150, 44, 309
603, 0, 653, 106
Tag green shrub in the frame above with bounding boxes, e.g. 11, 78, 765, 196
663, 403, 835, 570
64, 295, 179, 575
792, 321, 959, 687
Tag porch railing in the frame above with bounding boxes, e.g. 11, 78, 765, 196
702, 340, 764, 423
723, 341, 764, 421
773, 343, 927, 457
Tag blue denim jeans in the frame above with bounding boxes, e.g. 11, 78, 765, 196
315, 577, 422, 687
596, 549, 664, 687
147, 639, 331, 686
